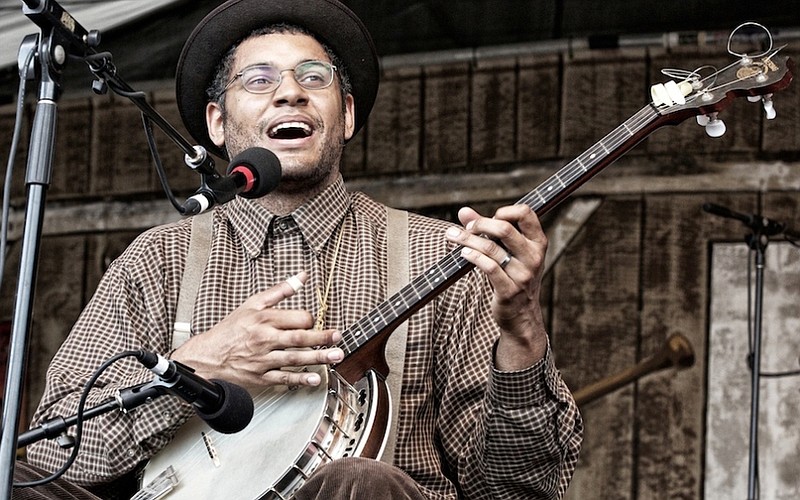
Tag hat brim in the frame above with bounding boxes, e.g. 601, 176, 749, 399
176, 0, 379, 159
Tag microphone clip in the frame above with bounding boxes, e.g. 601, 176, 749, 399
184, 145, 221, 179
180, 171, 236, 216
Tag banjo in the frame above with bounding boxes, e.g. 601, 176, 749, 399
136, 38, 794, 500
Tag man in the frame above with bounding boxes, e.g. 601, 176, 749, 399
16, 0, 582, 498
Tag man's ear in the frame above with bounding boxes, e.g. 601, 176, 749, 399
206, 101, 226, 147
344, 94, 355, 141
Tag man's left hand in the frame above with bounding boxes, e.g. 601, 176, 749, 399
445, 204, 549, 371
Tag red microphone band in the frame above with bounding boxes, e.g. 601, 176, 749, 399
230, 165, 256, 193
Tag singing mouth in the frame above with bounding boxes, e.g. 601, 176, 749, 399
268, 121, 313, 140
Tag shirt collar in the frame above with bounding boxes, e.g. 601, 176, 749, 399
224, 176, 351, 258
225, 195, 274, 259
293, 176, 351, 254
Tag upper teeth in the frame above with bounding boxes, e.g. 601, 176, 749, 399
270, 122, 312, 135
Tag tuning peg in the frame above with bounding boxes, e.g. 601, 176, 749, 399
651, 80, 693, 107
747, 94, 777, 119
705, 114, 726, 138
762, 95, 777, 120
696, 114, 710, 126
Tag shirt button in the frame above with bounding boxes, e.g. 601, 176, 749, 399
127, 448, 137, 457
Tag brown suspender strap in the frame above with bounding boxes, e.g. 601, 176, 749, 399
381, 207, 409, 465
171, 211, 214, 351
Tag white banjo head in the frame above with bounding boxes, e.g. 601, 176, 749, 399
138, 366, 384, 500
141, 365, 330, 499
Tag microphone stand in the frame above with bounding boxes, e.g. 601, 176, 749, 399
744, 228, 767, 500
0, 2, 84, 495
2, 2, 220, 497
702, 202, 787, 500
16, 381, 164, 449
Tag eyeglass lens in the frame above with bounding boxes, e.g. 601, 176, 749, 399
239, 61, 334, 93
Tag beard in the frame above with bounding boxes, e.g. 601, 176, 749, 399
222, 113, 346, 195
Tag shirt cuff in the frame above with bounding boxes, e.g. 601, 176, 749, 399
489, 343, 563, 408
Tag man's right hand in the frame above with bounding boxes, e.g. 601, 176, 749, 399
169, 271, 344, 389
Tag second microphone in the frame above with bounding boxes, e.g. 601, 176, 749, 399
182, 147, 282, 215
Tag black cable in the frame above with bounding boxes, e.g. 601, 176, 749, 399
84, 51, 188, 214
783, 234, 800, 248
747, 247, 754, 355
141, 113, 186, 213
0, 48, 35, 293
745, 247, 800, 379
759, 369, 800, 378
13, 350, 141, 488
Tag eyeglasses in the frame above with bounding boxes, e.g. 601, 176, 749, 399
222, 60, 338, 95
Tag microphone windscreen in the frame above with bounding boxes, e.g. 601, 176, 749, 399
228, 147, 281, 199
196, 379, 254, 434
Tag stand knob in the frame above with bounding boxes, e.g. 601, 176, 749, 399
56, 433, 76, 449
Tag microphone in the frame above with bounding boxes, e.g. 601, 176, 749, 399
135, 351, 254, 434
702, 202, 800, 238
182, 147, 282, 215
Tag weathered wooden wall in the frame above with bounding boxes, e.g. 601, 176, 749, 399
2, 33, 800, 499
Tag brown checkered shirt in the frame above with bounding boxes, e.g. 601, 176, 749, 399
27, 177, 582, 499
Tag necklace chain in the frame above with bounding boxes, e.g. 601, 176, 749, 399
314, 220, 346, 331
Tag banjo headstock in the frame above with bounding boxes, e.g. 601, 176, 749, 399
649, 23, 794, 137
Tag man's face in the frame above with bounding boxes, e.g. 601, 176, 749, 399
206, 33, 355, 192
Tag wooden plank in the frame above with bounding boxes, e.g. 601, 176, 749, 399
341, 118, 367, 176
543, 197, 602, 274
3, 230, 149, 422
423, 61, 470, 171
5, 200, 180, 242
763, 191, 800, 231
0, 242, 20, 324
636, 192, 756, 499
471, 56, 517, 166
0, 101, 30, 201
762, 46, 800, 153
517, 53, 561, 161
348, 158, 800, 210
363, 65, 422, 176
89, 93, 154, 195
560, 48, 649, 159
553, 197, 642, 500
4, 159, 800, 242
49, 98, 92, 197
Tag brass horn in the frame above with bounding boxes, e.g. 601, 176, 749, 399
573, 333, 695, 406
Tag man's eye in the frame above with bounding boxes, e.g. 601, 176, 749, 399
247, 75, 273, 86
299, 73, 324, 83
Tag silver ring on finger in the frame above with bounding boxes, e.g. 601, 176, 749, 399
499, 252, 512, 269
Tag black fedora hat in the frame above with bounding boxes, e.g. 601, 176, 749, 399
176, 0, 379, 159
